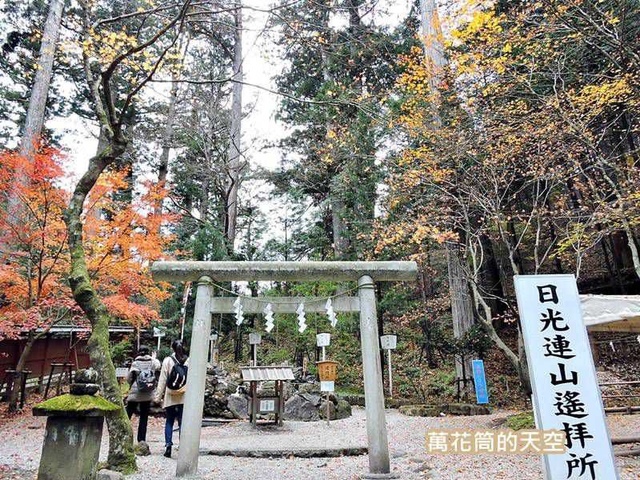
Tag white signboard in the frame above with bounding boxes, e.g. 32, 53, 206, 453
316, 333, 331, 347
514, 274, 619, 480
115, 367, 129, 378
153, 327, 165, 337
260, 399, 275, 412
380, 335, 397, 350
320, 381, 335, 392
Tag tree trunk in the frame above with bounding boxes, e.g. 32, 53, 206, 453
234, 326, 243, 362
517, 328, 532, 396
418, 265, 437, 368
18, 0, 64, 160
156, 36, 189, 203
610, 231, 633, 279
330, 195, 349, 259
157, 77, 179, 192
445, 242, 474, 396
224, 1, 244, 253
64, 140, 136, 473
478, 234, 506, 320
622, 220, 640, 280
419, 0, 446, 79
470, 279, 531, 393
3, 0, 64, 251
8, 332, 36, 411
419, 2, 474, 395
604, 234, 627, 293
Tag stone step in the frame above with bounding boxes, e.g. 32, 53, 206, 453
200, 446, 367, 458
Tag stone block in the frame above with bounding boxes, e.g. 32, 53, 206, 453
96, 469, 124, 480
203, 391, 227, 417
257, 381, 276, 396
297, 382, 321, 395
70, 383, 100, 395
299, 392, 322, 406
75, 368, 99, 384
135, 441, 151, 456
37, 416, 104, 480
334, 399, 352, 419
318, 399, 336, 420
399, 403, 491, 417
227, 393, 248, 419
283, 394, 320, 421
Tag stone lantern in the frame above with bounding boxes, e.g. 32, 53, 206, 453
33, 368, 118, 480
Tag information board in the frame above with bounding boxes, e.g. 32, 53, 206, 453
472, 359, 489, 405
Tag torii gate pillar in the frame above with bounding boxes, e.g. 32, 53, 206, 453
175, 276, 212, 477
358, 275, 391, 476
151, 261, 417, 479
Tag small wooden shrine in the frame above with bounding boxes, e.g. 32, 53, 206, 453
240, 366, 295, 427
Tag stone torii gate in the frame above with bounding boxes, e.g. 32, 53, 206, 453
151, 261, 418, 479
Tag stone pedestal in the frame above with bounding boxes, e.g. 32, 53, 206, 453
38, 416, 104, 480
33, 393, 119, 480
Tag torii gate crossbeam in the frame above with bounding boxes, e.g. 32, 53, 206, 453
151, 261, 418, 479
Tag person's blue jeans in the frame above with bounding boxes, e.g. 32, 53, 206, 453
164, 404, 183, 447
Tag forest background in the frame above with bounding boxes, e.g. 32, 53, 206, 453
0, 0, 638, 473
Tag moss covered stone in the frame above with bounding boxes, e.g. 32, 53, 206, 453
33, 394, 119, 417
399, 403, 491, 417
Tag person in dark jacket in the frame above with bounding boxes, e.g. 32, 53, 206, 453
154, 340, 188, 458
126, 345, 161, 443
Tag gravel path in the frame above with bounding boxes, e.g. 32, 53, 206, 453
1, 407, 639, 479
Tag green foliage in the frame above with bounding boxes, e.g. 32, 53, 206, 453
379, 285, 420, 317
447, 323, 494, 361
331, 323, 363, 390
396, 364, 456, 402
269, 1, 419, 260
157, 345, 173, 362
506, 411, 535, 430
0, 0, 71, 143
262, 347, 291, 365
427, 369, 457, 398
110, 339, 133, 367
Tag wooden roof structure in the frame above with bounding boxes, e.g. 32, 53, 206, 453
240, 366, 295, 382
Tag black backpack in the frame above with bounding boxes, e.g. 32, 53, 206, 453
136, 366, 157, 393
167, 355, 188, 391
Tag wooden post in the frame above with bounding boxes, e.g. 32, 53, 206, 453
39, 335, 51, 393
251, 382, 258, 427
387, 349, 393, 397
278, 381, 284, 426
326, 392, 330, 426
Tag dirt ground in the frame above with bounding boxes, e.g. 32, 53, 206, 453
0, 405, 639, 479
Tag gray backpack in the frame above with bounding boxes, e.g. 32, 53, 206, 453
136, 367, 157, 393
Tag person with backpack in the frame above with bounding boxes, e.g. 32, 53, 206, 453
154, 339, 189, 458
126, 345, 161, 445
